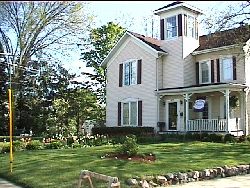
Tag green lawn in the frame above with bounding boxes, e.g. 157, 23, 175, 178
1, 141, 250, 188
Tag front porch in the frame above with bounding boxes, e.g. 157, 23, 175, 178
187, 118, 243, 136
156, 83, 249, 136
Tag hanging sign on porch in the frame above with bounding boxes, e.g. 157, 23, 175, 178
193, 99, 205, 112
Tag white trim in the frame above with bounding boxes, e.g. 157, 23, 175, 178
154, 2, 203, 15
165, 15, 178, 39
166, 99, 180, 131
156, 83, 247, 95
199, 60, 211, 84
192, 44, 240, 55
219, 55, 234, 82
101, 31, 168, 67
123, 59, 138, 86
121, 100, 138, 126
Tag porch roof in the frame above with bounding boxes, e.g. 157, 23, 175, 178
156, 83, 248, 95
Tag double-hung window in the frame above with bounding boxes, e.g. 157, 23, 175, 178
187, 15, 195, 38
124, 59, 137, 86
200, 60, 210, 84
166, 16, 177, 38
221, 57, 233, 81
122, 101, 137, 126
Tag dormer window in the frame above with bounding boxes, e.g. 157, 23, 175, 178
166, 15, 177, 38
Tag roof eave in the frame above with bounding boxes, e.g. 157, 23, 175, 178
192, 44, 241, 56
154, 3, 204, 16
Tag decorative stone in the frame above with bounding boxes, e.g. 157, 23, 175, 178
148, 180, 158, 187
141, 180, 150, 188
192, 171, 200, 179
126, 178, 138, 186
157, 175, 167, 185
165, 173, 174, 180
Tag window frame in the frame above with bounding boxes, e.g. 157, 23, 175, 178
199, 60, 211, 84
123, 59, 138, 86
165, 15, 178, 39
122, 100, 138, 126
220, 56, 233, 82
187, 15, 195, 38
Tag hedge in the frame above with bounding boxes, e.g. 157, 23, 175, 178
92, 126, 155, 137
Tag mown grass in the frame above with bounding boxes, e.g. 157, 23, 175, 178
0, 141, 250, 188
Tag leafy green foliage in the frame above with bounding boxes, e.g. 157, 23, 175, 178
80, 22, 125, 105
116, 134, 139, 157
26, 140, 43, 150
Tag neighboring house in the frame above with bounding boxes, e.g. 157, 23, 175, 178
101, 1, 250, 136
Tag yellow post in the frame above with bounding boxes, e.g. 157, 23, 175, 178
8, 89, 13, 173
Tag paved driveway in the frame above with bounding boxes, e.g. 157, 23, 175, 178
165, 174, 250, 188
0, 178, 22, 188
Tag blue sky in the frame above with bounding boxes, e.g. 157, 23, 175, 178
67, 1, 246, 81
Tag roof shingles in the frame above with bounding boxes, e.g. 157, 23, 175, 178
128, 31, 166, 53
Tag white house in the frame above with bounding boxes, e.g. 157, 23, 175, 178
101, 1, 250, 136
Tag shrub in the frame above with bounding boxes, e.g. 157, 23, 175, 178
1, 145, 11, 153
238, 135, 247, 143
13, 140, 26, 151
224, 134, 237, 143
26, 140, 44, 150
207, 133, 224, 143
45, 141, 64, 149
92, 127, 155, 137
116, 134, 139, 157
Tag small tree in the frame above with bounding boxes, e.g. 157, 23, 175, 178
116, 135, 139, 157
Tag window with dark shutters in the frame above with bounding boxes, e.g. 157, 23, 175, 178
216, 59, 220, 82
160, 19, 164, 40
211, 60, 214, 83
195, 62, 199, 85
233, 56, 237, 80
178, 14, 182, 37
118, 102, 121, 126
137, 59, 142, 84
119, 64, 123, 87
138, 101, 142, 126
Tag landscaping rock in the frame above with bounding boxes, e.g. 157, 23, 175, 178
140, 180, 150, 188
126, 178, 138, 186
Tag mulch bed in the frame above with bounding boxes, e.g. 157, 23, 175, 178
104, 153, 156, 163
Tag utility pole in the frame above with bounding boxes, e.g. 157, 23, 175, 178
0, 52, 14, 173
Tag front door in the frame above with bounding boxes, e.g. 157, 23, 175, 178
166, 101, 179, 130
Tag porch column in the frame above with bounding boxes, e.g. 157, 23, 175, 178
245, 89, 249, 135
240, 92, 245, 134
184, 93, 193, 132
224, 89, 230, 132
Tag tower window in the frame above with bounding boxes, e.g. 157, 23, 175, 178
166, 16, 177, 38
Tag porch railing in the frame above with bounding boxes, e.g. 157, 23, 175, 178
187, 119, 227, 132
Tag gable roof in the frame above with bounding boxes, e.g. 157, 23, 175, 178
128, 31, 166, 53
195, 25, 250, 52
101, 31, 167, 67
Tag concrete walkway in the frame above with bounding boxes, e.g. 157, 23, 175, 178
0, 178, 22, 188
164, 174, 250, 188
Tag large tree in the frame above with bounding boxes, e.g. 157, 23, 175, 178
201, 1, 250, 33
0, 1, 92, 78
80, 22, 125, 106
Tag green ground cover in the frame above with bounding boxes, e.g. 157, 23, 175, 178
0, 141, 250, 188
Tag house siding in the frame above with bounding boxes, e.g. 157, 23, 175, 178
161, 38, 184, 88
106, 38, 158, 128
184, 54, 196, 86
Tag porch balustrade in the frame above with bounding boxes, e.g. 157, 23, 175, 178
187, 119, 227, 132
